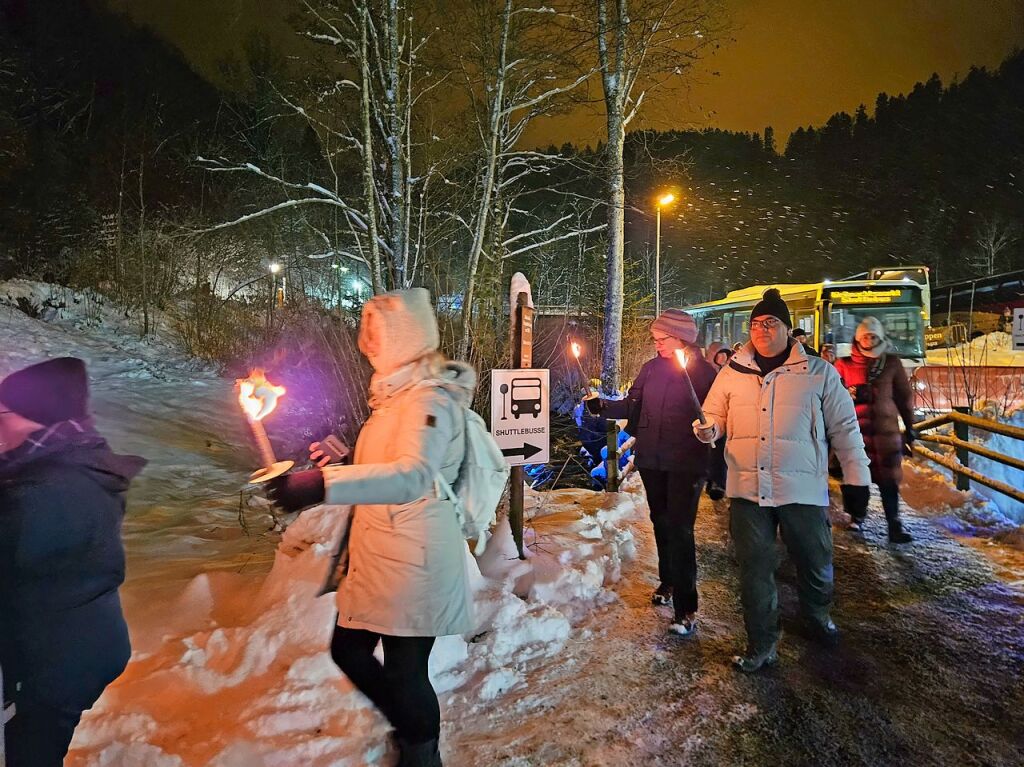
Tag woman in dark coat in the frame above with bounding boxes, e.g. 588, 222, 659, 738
586, 309, 717, 636
0, 358, 144, 766
834, 318, 915, 543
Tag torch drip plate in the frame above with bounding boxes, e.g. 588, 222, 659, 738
248, 460, 295, 484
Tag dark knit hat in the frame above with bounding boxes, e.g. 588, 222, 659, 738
791, 327, 807, 339
0, 357, 90, 426
750, 288, 792, 328
650, 309, 698, 344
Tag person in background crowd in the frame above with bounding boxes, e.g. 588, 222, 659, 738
586, 309, 717, 637
791, 327, 820, 357
834, 317, 916, 544
705, 342, 734, 372
820, 343, 837, 364
267, 289, 475, 767
694, 289, 871, 672
703, 343, 733, 500
0, 358, 144, 767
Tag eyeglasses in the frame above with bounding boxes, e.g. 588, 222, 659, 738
750, 318, 782, 331
651, 334, 672, 344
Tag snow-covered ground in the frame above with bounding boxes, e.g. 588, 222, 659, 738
925, 330, 1024, 366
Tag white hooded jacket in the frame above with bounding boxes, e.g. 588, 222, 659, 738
699, 341, 870, 507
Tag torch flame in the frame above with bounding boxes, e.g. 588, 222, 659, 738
674, 348, 688, 368
237, 369, 287, 422
571, 341, 582, 359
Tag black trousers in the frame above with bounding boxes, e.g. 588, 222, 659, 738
4, 697, 82, 767
331, 624, 439, 743
638, 468, 705, 618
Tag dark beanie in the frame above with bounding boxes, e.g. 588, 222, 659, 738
750, 288, 792, 328
0, 357, 90, 426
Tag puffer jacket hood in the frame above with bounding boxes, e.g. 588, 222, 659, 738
358, 288, 441, 374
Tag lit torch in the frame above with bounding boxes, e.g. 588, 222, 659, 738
568, 335, 590, 396
674, 348, 716, 448
237, 369, 295, 483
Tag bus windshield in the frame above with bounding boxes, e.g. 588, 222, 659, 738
826, 305, 925, 358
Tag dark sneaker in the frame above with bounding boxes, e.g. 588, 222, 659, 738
668, 614, 698, 637
651, 583, 673, 605
807, 618, 840, 647
848, 518, 865, 534
888, 523, 913, 544
707, 482, 726, 501
732, 645, 779, 673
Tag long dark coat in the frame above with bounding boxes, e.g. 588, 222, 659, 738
599, 349, 717, 474
834, 347, 915, 486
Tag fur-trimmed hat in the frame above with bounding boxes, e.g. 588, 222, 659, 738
0, 357, 90, 426
650, 309, 698, 344
750, 288, 792, 328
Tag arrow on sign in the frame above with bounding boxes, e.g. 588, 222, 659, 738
501, 443, 543, 461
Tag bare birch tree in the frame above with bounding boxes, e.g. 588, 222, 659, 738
580, 0, 725, 391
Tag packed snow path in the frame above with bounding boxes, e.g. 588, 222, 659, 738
448, 489, 1024, 767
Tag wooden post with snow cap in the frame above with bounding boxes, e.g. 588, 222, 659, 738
508, 274, 534, 559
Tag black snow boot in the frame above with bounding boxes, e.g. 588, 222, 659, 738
397, 737, 442, 767
887, 520, 913, 544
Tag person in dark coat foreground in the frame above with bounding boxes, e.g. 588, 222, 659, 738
586, 309, 717, 637
834, 317, 916, 543
0, 358, 145, 767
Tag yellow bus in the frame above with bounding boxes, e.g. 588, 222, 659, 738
682, 277, 927, 365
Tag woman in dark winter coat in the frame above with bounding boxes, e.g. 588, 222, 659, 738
0, 358, 145, 767
586, 309, 717, 637
834, 317, 915, 543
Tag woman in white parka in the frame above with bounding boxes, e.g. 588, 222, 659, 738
269, 288, 474, 767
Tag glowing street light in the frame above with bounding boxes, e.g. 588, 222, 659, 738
655, 193, 677, 316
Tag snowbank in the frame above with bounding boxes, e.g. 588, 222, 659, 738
925, 330, 1024, 367
69, 482, 644, 766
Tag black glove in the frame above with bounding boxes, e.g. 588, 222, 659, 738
850, 383, 873, 405
584, 395, 602, 415
841, 484, 870, 520
267, 469, 326, 513
902, 429, 916, 457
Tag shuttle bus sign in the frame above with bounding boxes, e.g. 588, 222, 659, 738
490, 368, 550, 466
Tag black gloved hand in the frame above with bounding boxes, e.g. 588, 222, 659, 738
584, 395, 602, 415
901, 426, 918, 457
841, 484, 870, 520
267, 469, 326, 513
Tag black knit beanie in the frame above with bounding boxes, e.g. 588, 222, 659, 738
750, 288, 792, 328
0, 357, 90, 426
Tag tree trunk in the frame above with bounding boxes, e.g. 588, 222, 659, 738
457, 0, 512, 361
385, 0, 405, 290
601, 110, 625, 393
360, 3, 384, 294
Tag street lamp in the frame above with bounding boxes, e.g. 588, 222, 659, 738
655, 193, 676, 316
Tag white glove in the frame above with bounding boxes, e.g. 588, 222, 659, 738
692, 418, 719, 444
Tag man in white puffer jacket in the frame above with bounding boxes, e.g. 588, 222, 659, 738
694, 289, 871, 672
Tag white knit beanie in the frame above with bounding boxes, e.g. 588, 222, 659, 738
855, 316, 887, 357
358, 288, 440, 374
